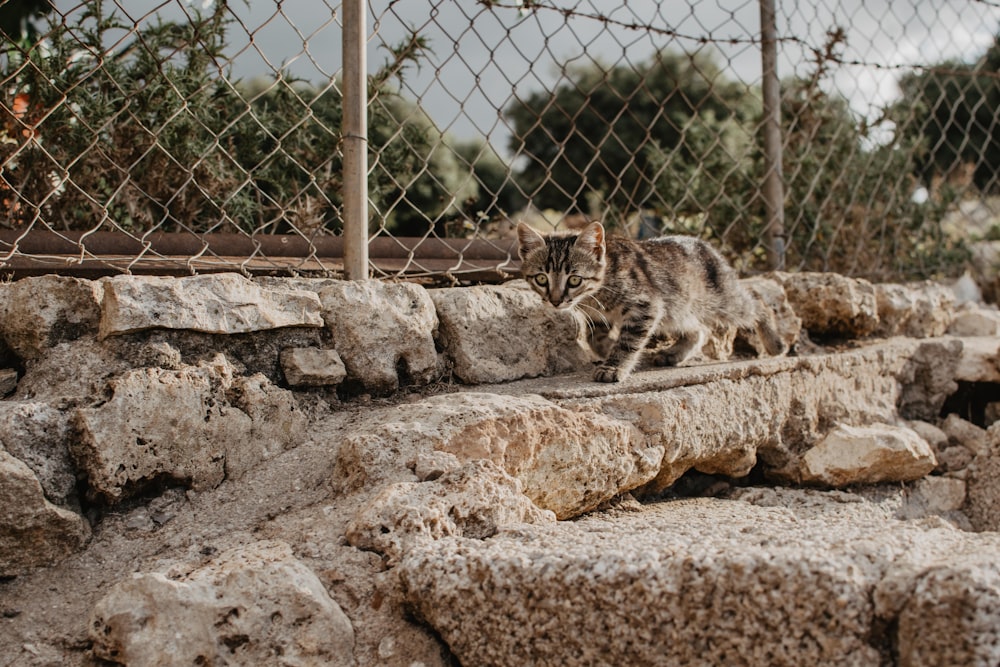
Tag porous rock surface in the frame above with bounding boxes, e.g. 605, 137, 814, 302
0, 447, 90, 576
90, 540, 355, 666
1, 271, 1000, 666
334, 391, 660, 519
401, 488, 1000, 667
100, 273, 324, 337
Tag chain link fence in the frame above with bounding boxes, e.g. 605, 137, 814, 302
1, 0, 999, 282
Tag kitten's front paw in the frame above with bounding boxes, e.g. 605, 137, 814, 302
593, 365, 625, 383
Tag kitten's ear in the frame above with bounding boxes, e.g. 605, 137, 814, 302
516, 222, 546, 260
576, 221, 606, 261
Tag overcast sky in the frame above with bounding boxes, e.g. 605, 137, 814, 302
53, 1, 1000, 153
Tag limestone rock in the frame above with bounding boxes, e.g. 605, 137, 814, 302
90, 540, 355, 667
776, 271, 880, 338
430, 284, 590, 384
1, 448, 90, 576
401, 487, 1000, 667
941, 413, 989, 456
798, 423, 937, 487
953, 336, 1000, 384
346, 460, 556, 563
13, 338, 174, 404
897, 339, 963, 420
910, 476, 966, 513
319, 280, 438, 392
72, 356, 302, 502
875, 282, 955, 338
566, 345, 909, 493
334, 392, 660, 520
100, 273, 323, 337
963, 421, 1000, 531
740, 276, 802, 352
0, 275, 103, 359
0, 402, 75, 506
875, 542, 1000, 667
280, 347, 347, 387
948, 302, 1000, 336
224, 372, 309, 480
907, 420, 948, 452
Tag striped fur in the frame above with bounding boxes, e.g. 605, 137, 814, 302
517, 221, 787, 382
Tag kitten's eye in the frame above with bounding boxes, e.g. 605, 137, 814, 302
534, 274, 549, 286
567, 275, 583, 287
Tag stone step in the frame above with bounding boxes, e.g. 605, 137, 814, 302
400, 487, 1000, 667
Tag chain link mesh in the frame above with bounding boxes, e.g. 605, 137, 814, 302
1, 0, 998, 281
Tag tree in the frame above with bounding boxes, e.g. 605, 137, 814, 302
894, 35, 1000, 194
504, 49, 757, 221
0, 1, 477, 237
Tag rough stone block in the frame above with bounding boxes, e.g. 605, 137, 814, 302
875, 282, 955, 338
0, 275, 103, 359
740, 275, 802, 352
0, 401, 75, 506
319, 280, 438, 393
430, 284, 590, 384
72, 356, 302, 502
90, 540, 355, 667
346, 460, 556, 563
334, 392, 660, 520
280, 347, 347, 387
100, 273, 323, 337
963, 421, 1000, 531
1, 448, 90, 576
798, 423, 936, 486
402, 488, 1000, 667
776, 271, 880, 338
948, 303, 1000, 336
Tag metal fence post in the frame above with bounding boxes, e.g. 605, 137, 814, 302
759, 0, 786, 271
342, 0, 369, 280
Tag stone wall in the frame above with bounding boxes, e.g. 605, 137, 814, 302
2, 270, 1000, 665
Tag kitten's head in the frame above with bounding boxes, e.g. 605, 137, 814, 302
516, 221, 607, 309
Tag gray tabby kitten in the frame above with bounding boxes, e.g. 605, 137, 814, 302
517, 221, 787, 382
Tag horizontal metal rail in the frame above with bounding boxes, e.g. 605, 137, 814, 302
0, 232, 519, 281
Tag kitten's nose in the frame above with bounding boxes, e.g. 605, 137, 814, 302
549, 291, 565, 307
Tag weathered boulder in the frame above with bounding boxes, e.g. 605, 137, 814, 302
0, 401, 75, 506
100, 273, 324, 337
319, 280, 438, 392
897, 339, 963, 420
0, 275, 103, 359
559, 343, 914, 493
401, 487, 1000, 667
909, 476, 967, 513
948, 302, 1000, 336
941, 413, 989, 455
875, 282, 955, 338
90, 540, 355, 666
346, 460, 555, 563
964, 421, 1000, 531
875, 540, 1000, 666
953, 336, 1000, 384
334, 392, 660, 520
776, 271, 880, 338
224, 372, 310, 480
797, 422, 937, 487
13, 338, 181, 404
1, 448, 90, 576
280, 347, 347, 387
430, 284, 590, 384
71, 355, 304, 502
740, 275, 802, 352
